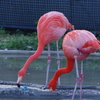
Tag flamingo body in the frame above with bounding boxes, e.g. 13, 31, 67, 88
37, 11, 73, 45
17, 11, 74, 86
48, 30, 100, 91
63, 30, 98, 60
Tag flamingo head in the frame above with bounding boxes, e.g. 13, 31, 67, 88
68, 23, 74, 30
17, 68, 26, 88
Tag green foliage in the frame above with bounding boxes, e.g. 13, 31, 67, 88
44, 37, 63, 50
0, 36, 38, 50
0, 35, 63, 50
1, 27, 100, 51
0, 27, 10, 36
96, 34, 100, 40
0, 27, 63, 50
0, 28, 38, 50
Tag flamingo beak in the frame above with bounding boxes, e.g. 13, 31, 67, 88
71, 25, 74, 30
17, 76, 22, 88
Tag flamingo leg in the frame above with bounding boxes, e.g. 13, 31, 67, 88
56, 40, 60, 85
46, 43, 51, 86
72, 57, 84, 100
80, 60, 84, 100
72, 78, 80, 100
72, 56, 80, 100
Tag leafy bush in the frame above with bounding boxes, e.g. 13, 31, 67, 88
0, 35, 63, 50
0, 36, 38, 50
0, 28, 63, 50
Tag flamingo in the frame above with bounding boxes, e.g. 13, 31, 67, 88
48, 30, 100, 100
17, 11, 74, 87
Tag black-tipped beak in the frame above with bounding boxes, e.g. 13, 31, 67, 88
17, 76, 22, 88
17, 83, 20, 88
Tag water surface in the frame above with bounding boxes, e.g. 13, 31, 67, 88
0, 56, 100, 100
0, 57, 100, 86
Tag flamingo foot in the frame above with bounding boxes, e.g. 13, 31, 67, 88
48, 78, 58, 91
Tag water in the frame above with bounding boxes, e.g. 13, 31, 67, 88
0, 57, 100, 86
0, 56, 100, 100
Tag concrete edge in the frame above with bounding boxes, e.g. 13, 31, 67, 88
0, 83, 100, 98
0, 50, 100, 59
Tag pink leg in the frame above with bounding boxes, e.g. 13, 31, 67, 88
72, 76, 84, 100
46, 43, 51, 86
72, 57, 84, 100
80, 74, 84, 100
72, 78, 80, 100
56, 40, 60, 85
80, 60, 84, 100
46, 40, 61, 86
72, 56, 79, 100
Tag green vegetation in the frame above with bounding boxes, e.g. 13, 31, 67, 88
0, 27, 63, 50
0, 27, 100, 51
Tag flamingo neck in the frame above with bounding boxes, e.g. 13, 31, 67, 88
23, 43, 45, 70
53, 58, 75, 81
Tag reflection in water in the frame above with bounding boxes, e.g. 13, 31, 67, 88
0, 57, 100, 86
0, 57, 100, 100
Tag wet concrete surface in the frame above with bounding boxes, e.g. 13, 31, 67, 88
0, 81, 100, 99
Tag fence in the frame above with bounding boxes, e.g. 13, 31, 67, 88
0, 0, 100, 31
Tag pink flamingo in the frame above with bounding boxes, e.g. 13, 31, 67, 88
48, 30, 100, 100
17, 11, 74, 87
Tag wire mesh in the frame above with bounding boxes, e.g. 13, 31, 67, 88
0, 0, 100, 31
0, 0, 70, 30
70, 0, 100, 31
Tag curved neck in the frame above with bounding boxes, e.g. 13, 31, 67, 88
53, 58, 75, 81
23, 43, 45, 70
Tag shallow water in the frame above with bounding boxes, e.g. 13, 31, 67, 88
0, 57, 100, 86
0, 56, 100, 100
